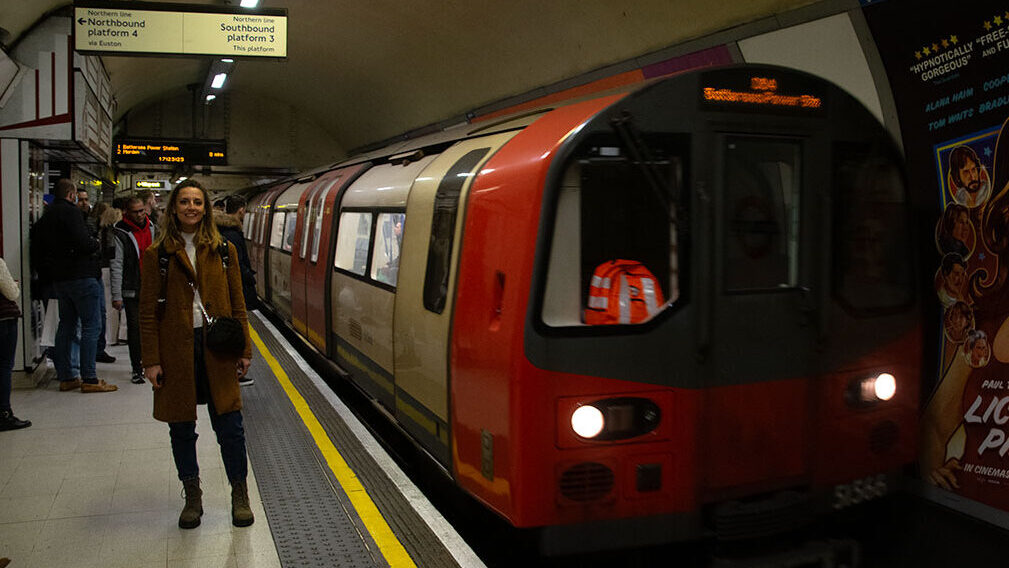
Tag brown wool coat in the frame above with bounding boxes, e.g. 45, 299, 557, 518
139, 239, 253, 423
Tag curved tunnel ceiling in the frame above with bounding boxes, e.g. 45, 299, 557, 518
3, 0, 820, 152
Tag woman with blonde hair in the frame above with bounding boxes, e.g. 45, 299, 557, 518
138, 179, 253, 529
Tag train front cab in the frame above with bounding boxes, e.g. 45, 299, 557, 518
452, 66, 921, 551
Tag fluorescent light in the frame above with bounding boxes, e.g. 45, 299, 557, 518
221, 58, 234, 63
211, 73, 227, 89
205, 94, 216, 102
240, 0, 259, 7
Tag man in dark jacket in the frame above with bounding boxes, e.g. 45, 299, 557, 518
218, 195, 257, 386
111, 196, 156, 384
221, 196, 258, 312
33, 179, 116, 393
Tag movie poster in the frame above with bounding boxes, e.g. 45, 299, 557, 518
862, 0, 1009, 509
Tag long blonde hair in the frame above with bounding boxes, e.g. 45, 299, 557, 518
153, 180, 224, 250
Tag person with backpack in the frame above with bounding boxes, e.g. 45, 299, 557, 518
216, 195, 257, 386
138, 179, 254, 529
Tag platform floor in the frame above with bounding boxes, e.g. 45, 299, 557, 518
0, 312, 480, 568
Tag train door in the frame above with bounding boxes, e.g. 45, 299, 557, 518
393, 132, 519, 468
291, 177, 328, 337
256, 185, 289, 303
305, 164, 369, 356
701, 130, 820, 498
268, 183, 310, 320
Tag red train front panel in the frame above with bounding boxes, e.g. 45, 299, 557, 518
450, 65, 921, 547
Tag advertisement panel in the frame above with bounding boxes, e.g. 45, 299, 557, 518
862, 0, 1009, 510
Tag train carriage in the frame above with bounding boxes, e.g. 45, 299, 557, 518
248, 64, 921, 553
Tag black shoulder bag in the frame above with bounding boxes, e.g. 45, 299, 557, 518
159, 243, 246, 357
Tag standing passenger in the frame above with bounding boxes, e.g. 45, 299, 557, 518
217, 195, 257, 387
139, 180, 254, 529
111, 197, 156, 384
34, 179, 116, 393
0, 257, 29, 431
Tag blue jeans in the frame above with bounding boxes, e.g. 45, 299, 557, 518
96, 276, 107, 354
54, 278, 102, 381
168, 328, 248, 483
0, 319, 17, 410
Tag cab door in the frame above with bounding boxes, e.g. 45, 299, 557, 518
701, 131, 822, 498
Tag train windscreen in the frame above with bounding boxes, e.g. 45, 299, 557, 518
540, 133, 688, 327
832, 143, 913, 314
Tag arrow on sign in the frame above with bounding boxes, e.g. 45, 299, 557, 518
77, 18, 86, 25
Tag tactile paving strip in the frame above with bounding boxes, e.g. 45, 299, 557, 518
241, 346, 388, 568
245, 316, 463, 568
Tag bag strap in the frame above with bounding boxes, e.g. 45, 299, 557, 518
158, 242, 231, 322
157, 248, 171, 319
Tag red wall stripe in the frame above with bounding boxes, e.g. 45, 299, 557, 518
51, 51, 56, 117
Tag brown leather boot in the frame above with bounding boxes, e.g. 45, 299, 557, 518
231, 480, 254, 527
179, 477, 203, 529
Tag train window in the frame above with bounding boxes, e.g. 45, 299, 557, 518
300, 194, 315, 259
541, 133, 686, 327
723, 137, 801, 292
282, 212, 298, 253
269, 212, 286, 249
424, 148, 490, 314
833, 144, 912, 313
334, 211, 373, 276
311, 179, 339, 263
371, 212, 406, 286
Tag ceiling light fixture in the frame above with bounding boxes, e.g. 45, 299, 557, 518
211, 73, 227, 89
240, 0, 260, 7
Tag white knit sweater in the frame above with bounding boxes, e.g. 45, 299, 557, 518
0, 258, 20, 302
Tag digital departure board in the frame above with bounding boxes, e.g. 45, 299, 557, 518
114, 138, 227, 166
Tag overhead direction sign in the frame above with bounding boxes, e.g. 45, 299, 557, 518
73, 1, 287, 58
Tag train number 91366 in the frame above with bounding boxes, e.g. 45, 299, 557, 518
833, 474, 888, 509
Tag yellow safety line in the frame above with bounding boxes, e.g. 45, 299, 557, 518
250, 327, 417, 568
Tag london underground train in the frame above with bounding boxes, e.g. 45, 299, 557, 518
243, 64, 920, 552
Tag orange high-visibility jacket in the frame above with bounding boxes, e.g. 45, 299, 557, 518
585, 259, 664, 325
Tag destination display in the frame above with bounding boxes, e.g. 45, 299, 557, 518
115, 138, 227, 166
699, 69, 826, 114
74, 2, 287, 58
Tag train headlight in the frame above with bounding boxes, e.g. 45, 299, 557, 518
571, 405, 605, 438
568, 398, 661, 441
849, 372, 897, 405
870, 373, 897, 401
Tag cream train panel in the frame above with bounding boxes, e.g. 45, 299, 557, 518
330, 155, 439, 404
393, 131, 520, 422
332, 272, 396, 399
340, 155, 437, 209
